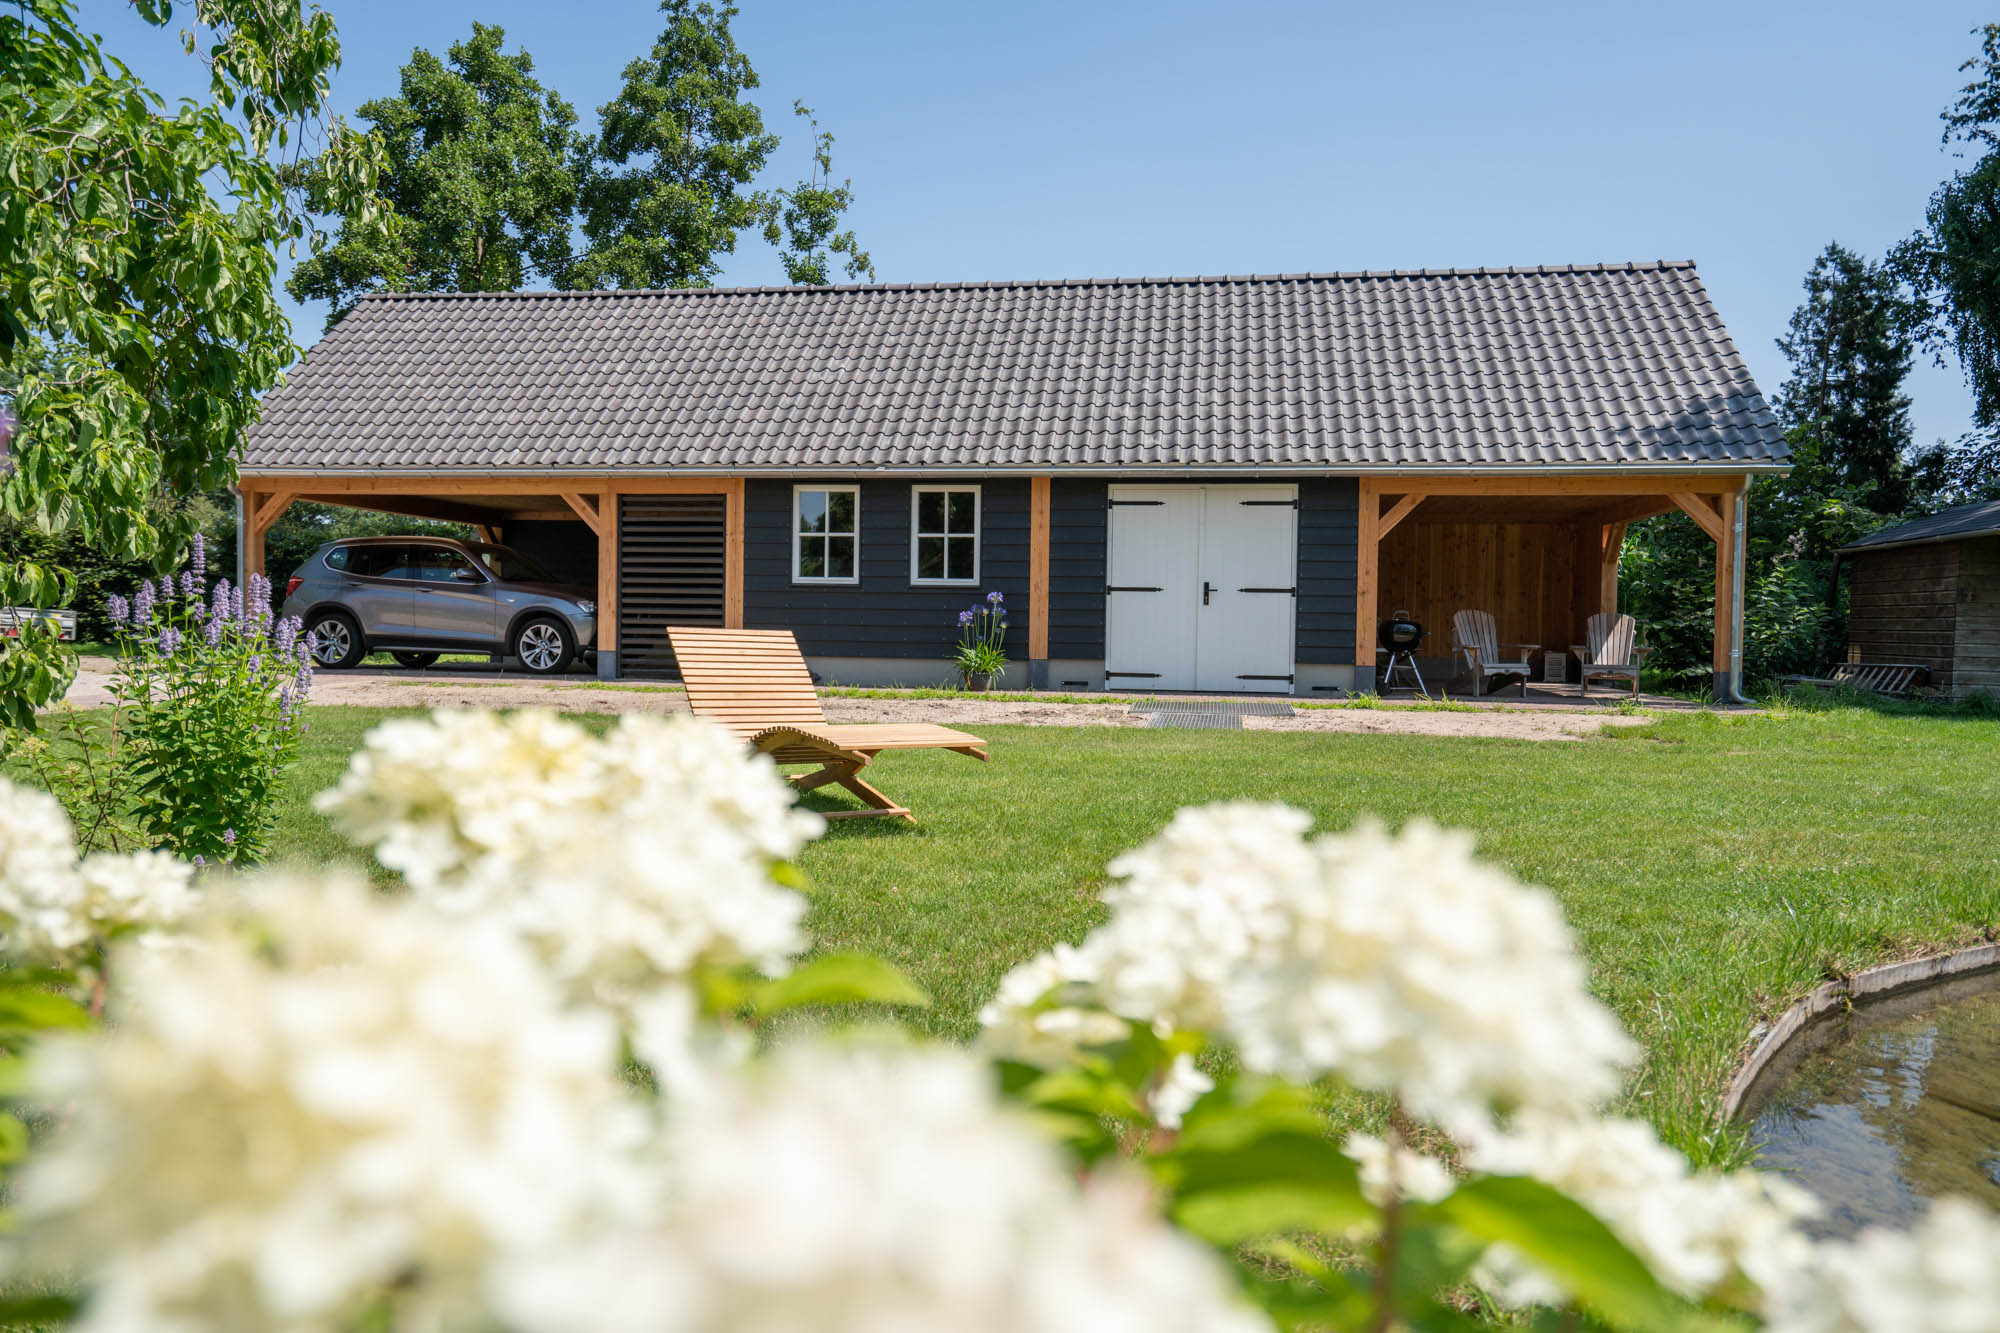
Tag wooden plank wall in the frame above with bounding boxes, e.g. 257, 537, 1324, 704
1951, 536, 2000, 698
1848, 542, 1960, 692
1378, 521, 1580, 659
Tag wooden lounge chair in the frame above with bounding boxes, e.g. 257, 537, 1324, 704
665, 626, 989, 821
1782, 662, 1930, 697
1450, 610, 1536, 698
1580, 612, 1644, 698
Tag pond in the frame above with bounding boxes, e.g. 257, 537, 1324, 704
1749, 971, 2000, 1238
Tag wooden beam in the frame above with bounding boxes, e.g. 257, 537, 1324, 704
1370, 473, 1752, 498
722, 478, 745, 630
598, 488, 618, 655
1577, 496, 1679, 527
1377, 492, 1424, 538
1355, 478, 1380, 670
296, 493, 544, 527
1670, 492, 1724, 543
560, 491, 604, 536
1028, 477, 1051, 660
474, 524, 501, 545
1713, 490, 1741, 690
251, 490, 296, 535
1600, 521, 1628, 616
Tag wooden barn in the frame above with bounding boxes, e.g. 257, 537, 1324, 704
1839, 499, 2000, 699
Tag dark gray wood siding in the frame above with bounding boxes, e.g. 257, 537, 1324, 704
743, 479, 1030, 659
1848, 541, 1960, 691
501, 519, 597, 590
1296, 478, 1358, 664
1048, 478, 1108, 659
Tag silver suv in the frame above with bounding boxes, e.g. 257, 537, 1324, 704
282, 537, 597, 674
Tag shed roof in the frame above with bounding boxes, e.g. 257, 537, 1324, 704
242, 261, 1789, 475
1840, 499, 2000, 553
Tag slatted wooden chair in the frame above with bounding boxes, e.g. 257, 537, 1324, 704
665, 626, 989, 822
1784, 662, 1930, 697
1580, 612, 1644, 698
1450, 609, 1536, 698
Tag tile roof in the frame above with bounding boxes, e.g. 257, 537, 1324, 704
1839, 499, 2000, 552
241, 262, 1789, 474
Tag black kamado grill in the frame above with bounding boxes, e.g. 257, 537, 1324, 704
1377, 612, 1430, 698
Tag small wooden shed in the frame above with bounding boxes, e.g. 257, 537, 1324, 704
1839, 499, 2000, 699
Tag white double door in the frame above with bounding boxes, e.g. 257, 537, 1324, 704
1104, 484, 1298, 693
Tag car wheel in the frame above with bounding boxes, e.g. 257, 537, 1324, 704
308, 611, 366, 669
511, 616, 574, 675
391, 651, 440, 669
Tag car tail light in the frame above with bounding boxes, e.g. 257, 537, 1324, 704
285, 576, 303, 599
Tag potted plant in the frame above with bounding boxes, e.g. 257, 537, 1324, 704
953, 592, 1009, 691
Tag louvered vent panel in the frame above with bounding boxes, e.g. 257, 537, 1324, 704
618, 495, 728, 678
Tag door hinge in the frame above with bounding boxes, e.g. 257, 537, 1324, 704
1105, 670, 1163, 678
1239, 499, 1300, 507
1237, 674, 1294, 682
1107, 499, 1165, 507
1238, 586, 1296, 595
1105, 585, 1163, 593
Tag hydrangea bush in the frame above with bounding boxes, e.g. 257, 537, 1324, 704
101, 535, 314, 863
0, 708, 1994, 1332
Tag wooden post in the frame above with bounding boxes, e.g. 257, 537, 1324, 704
597, 487, 617, 658
1354, 478, 1379, 673
1028, 477, 1051, 663
1712, 488, 1742, 697
723, 478, 745, 629
240, 486, 263, 578
1600, 521, 1627, 617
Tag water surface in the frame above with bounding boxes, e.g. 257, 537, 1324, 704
1748, 975, 2000, 1238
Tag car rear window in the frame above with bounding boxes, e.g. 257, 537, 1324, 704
323, 547, 349, 571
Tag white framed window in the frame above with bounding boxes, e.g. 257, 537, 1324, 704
910, 485, 980, 585
792, 485, 860, 584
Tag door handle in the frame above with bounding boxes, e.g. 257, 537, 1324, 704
1202, 581, 1215, 605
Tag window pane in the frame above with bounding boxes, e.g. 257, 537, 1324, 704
916, 536, 945, 581
799, 538, 826, 579
827, 490, 856, 534
947, 535, 975, 582
827, 535, 855, 580
377, 547, 423, 580
947, 490, 976, 534
324, 547, 350, 572
917, 490, 945, 533
798, 490, 828, 535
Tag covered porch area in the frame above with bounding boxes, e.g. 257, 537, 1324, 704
1354, 474, 1751, 702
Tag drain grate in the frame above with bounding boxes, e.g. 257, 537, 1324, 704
1143, 711, 1244, 730
1127, 698, 1295, 717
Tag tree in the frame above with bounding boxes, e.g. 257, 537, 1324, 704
763, 102, 874, 286
289, 23, 582, 322
0, 0, 383, 730
571, 0, 779, 290
1772, 243, 1921, 514
1896, 24, 2000, 479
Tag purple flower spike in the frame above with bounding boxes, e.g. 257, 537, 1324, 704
210, 579, 234, 625
203, 616, 223, 646
222, 827, 237, 846
106, 594, 130, 626
133, 581, 155, 625
156, 625, 182, 655
249, 654, 263, 676
987, 590, 1003, 604
179, 567, 200, 600
189, 532, 206, 581
247, 572, 272, 624
273, 615, 298, 657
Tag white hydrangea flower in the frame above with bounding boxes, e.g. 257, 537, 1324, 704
0, 780, 197, 964
1464, 1111, 1818, 1306
1342, 1132, 1456, 1207
315, 711, 822, 1066
1766, 1197, 2000, 1332
12, 871, 644, 1332
1147, 1053, 1215, 1130
977, 943, 1129, 1067
497, 1042, 1270, 1333
980, 805, 1635, 1133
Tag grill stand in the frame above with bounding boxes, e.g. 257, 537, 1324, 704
1377, 649, 1430, 700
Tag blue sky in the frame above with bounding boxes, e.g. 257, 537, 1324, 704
97, 0, 1993, 446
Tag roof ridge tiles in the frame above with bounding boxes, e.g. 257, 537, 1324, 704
350, 260, 1698, 302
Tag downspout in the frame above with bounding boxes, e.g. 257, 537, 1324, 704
1724, 490, 1752, 706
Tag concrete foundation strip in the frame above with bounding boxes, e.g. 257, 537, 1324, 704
1720, 940, 2000, 1122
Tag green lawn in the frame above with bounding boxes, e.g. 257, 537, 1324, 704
206, 705, 2000, 1163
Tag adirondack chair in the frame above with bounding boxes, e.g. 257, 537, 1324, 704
1580, 612, 1644, 697
1450, 610, 1536, 697
665, 626, 988, 822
